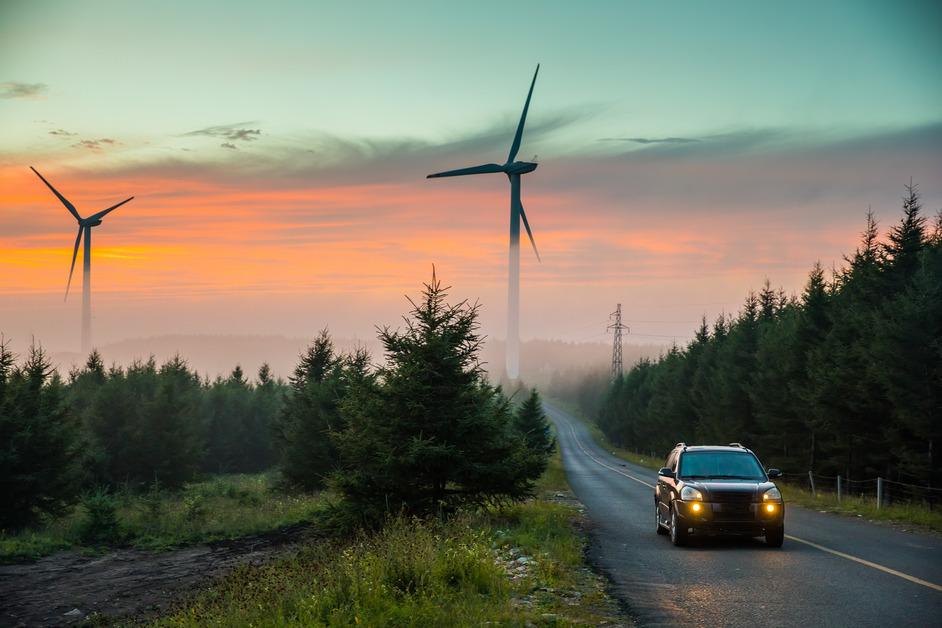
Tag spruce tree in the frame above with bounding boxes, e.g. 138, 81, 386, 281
0, 342, 82, 529
512, 389, 555, 478
273, 331, 346, 490
333, 275, 543, 525
883, 182, 926, 290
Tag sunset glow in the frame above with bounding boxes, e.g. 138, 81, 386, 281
2, 0, 940, 363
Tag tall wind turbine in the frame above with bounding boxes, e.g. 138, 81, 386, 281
31, 167, 134, 355
427, 64, 541, 380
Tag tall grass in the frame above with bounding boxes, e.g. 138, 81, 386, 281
779, 484, 942, 533
158, 501, 617, 627
0, 474, 324, 562
156, 445, 624, 626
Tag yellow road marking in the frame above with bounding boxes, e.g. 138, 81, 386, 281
557, 415, 942, 594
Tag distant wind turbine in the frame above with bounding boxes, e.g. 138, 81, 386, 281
31, 166, 134, 355
427, 64, 542, 380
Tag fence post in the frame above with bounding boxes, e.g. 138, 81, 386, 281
808, 470, 816, 497
837, 475, 842, 502
877, 477, 883, 509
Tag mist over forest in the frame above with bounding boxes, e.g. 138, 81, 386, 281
42, 334, 666, 387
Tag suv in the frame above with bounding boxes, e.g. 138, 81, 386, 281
654, 443, 784, 547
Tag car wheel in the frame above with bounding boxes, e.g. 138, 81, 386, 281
766, 526, 784, 547
670, 507, 688, 546
656, 504, 668, 535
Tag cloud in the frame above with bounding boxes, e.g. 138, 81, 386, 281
220, 142, 238, 150
0, 82, 47, 99
597, 128, 789, 159
78, 105, 595, 189
183, 122, 262, 143
48, 128, 76, 137
73, 138, 118, 150
600, 136, 700, 144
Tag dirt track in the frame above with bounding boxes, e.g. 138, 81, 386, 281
0, 524, 312, 627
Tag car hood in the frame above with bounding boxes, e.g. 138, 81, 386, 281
683, 479, 777, 500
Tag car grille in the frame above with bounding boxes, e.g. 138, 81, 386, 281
710, 490, 754, 503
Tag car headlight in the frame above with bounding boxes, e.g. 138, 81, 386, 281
680, 486, 703, 501
763, 487, 782, 501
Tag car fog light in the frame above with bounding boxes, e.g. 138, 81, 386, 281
691, 502, 702, 513
765, 503, 776, 513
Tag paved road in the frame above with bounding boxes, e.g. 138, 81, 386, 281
546, 402, 942, 627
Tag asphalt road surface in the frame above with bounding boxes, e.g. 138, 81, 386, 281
546, 402, 942, 627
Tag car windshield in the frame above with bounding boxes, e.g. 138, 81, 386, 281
678, 451, 765, 480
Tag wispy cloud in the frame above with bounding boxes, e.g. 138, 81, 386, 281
220, 142, 238, 150
48, 128, 76, 137
597, 129, 788, 158
183, 122, 262, 143
0, 82, 47, 99
73, 138, 118, 150
599, 136, 700, 144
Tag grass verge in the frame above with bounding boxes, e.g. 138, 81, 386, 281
0, 474, 325, 562
779, 484, 942, 533
155, 449, 629, 627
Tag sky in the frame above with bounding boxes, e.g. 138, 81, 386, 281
1, 0, 941, 364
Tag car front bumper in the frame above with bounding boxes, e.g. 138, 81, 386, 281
674, 499, 784, 536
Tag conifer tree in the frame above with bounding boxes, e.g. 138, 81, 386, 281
512, 389, 555, 477
333, 275, 544, 525
0, 342, 82, 528
273, 330, 347, 490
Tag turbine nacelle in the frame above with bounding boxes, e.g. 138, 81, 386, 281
504, 161, 538, 176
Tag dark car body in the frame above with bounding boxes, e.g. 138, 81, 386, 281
654, 443, 785, 546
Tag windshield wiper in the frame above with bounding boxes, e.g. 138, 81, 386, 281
709, 475, 760, 480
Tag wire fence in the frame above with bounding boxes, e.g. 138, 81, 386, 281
780, 471, 942, 509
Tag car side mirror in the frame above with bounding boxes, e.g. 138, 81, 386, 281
767, 468, 782, 479
658, 467, 674, 478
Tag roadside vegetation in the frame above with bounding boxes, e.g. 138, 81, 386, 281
778, 484, 942, 533
0, 474, 324, 562
157, 447, 626, 627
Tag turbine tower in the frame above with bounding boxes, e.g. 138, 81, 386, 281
427, 64, 541, 380
31, 167, 134, 355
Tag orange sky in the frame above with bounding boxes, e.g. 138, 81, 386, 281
4, 130, 938, 363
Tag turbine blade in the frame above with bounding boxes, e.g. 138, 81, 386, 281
65, 226, 83, 301
518, 198, 540, 262
88, 196, 134, 221
507, 64, 539, 164
426, 163, 504, 178
30, 166, 82, 221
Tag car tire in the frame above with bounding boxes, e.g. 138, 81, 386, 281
656, 505, 668, 535
766, 526, 784, 548
670, 507, 688, 546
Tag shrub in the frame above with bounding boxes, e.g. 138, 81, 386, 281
79, 488, 121, 545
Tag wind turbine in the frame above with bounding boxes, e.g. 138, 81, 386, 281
31, 166, 134, 355
427, 64, 541, 380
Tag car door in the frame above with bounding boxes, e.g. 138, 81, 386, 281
658, 450, 677, 522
